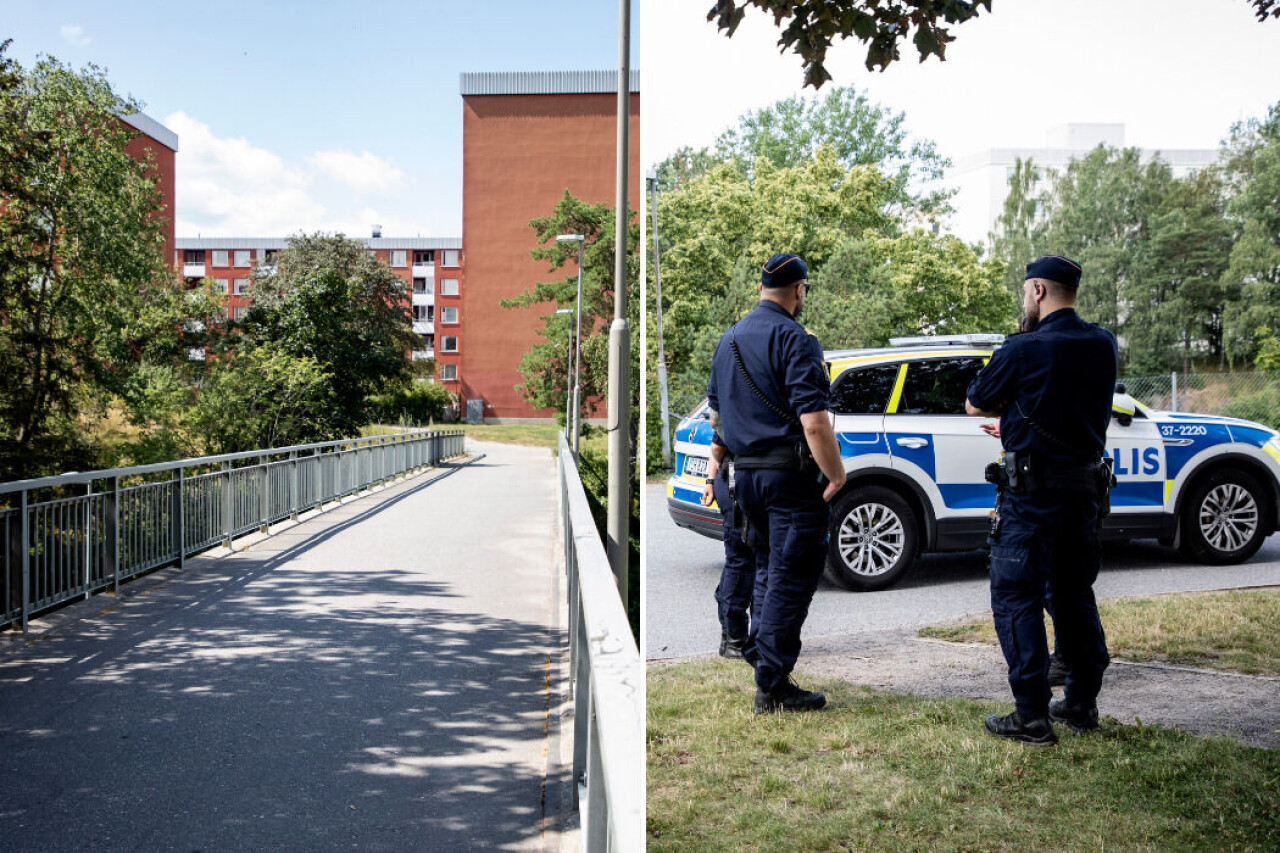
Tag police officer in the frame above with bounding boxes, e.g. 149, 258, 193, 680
706, 253, 846, 713
966, 254, 1116, 745
701, 440, 754, 658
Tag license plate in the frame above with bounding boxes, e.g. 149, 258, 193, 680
683, 455, 709, 478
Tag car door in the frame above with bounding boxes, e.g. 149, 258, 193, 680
828, 362, 898, 465
886, 356, 998, 519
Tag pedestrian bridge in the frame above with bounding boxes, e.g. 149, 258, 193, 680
0, 431, 640, 851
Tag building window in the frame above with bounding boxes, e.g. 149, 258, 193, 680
441, 278, 459, 296
184, 250, 205, 263
212, 278, 228, 295
442, 335, 458, 352
233, 278, 249, 295
441, 363, 457, 381
234, 250, 251, 267
413, 250, 435, 264
441, 307, 458, 324
442, 249, 459, 267
390, 250, 407, 267
212, 250, 229, 267
413, 278, 431, 294
232, 304, 249, 321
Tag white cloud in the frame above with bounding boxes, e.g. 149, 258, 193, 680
307, 150, 405, 195
167, 111, 324, 236
59, 25, 92, 47
165, 112, 438, 238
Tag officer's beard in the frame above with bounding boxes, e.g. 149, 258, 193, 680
792, 302, 804, 321
1020, 302, 1040, 332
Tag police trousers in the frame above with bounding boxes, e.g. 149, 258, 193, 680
734, 467, 828, 692
989, 489, 1110, 717
712, 475, 754, 639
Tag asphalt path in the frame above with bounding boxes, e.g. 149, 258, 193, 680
0, 441, 566, 852
645, 482, 1280, 660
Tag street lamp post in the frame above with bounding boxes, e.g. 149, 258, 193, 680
554, 308, 574, 437
556, 233, 585, 458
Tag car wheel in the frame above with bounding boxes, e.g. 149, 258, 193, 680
1179, 467, 1271, 565
825, 486, 919, 591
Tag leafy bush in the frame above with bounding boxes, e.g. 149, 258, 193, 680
366, 382, 455, 426
1221, 385, 1280, 430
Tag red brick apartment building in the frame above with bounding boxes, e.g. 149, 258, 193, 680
121, 112, 178, 264
174, 237, 464, 385
460, 70, 640, 422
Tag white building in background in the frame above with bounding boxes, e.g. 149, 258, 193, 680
935, 123, 1220, 247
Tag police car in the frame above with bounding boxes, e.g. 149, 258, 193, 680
666, 334, 1280, 591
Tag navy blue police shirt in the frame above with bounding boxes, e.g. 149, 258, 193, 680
706, 300, 830, 457
966, 308, 1118, 463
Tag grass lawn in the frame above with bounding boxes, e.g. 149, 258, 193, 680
648, 659, 1280, 850
920, 588, 1280, 676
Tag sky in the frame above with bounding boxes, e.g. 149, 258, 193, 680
641, 0, 1280, 173
4, 0, 637, 238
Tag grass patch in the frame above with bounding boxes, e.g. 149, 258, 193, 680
648, 659, 1280, 850
920, 588, 1280, 676
459, 423, 564, 450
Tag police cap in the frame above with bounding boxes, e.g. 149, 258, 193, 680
1025, 255, 1082, 288
761, 253, 808, 288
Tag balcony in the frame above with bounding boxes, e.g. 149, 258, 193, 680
412, 264, 435, 279
411, 349, 435, 361
411, 291, 434, 306
183, 263, 206, 278
412, 320, 435, 335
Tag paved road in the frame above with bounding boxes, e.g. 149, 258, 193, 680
0, 441, 566, 852
646, 482, 1280, 660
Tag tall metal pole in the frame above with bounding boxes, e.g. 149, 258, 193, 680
649, 173, 672, 469
606, 0, 632, 604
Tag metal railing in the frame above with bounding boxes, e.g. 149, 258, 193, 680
558, 434, 642, 851
1, 429, 464, 632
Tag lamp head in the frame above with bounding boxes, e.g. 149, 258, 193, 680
555, 234, 585, 244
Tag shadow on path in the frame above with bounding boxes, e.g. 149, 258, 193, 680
0, 451, 562, 851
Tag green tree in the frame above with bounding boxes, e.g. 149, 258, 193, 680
713, 86, 951, 216
502, 191, 640, 422
243, 233, 417, 436
1038, 147, 1172, 369
707, 0, 992, 88
807, 230, 1014, 349
1220, 103, 1280, 364
0, 44, 186, 479
988, 158, 1047, 295
186, 344, 334, 455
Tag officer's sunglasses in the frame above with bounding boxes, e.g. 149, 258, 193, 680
796, 281, 810, 294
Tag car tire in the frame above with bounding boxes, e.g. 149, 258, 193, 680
825, 486, 919, 591
1179, 467, 1271, 565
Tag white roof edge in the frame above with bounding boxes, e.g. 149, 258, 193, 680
120, 112, 178, 151
176, 237, 462, 250
460, 70, 640, 96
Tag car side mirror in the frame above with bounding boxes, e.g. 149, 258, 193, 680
1113, 411, 1133, 427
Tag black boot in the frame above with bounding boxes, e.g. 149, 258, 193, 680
754, 677, 827, 714
1049, 699, 1099, 732
984, 711, 1058, 746
1047, 652, 1067, 688
719, 631, 747, 659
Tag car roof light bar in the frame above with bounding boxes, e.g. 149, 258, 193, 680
888, 333, 1006, 348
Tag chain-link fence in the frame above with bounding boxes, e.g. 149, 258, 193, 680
1120, 371, 1280, 429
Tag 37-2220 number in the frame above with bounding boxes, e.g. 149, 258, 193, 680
1160, 424, 1207, 438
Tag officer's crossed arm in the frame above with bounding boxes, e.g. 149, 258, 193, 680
800, 411, 846, 502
